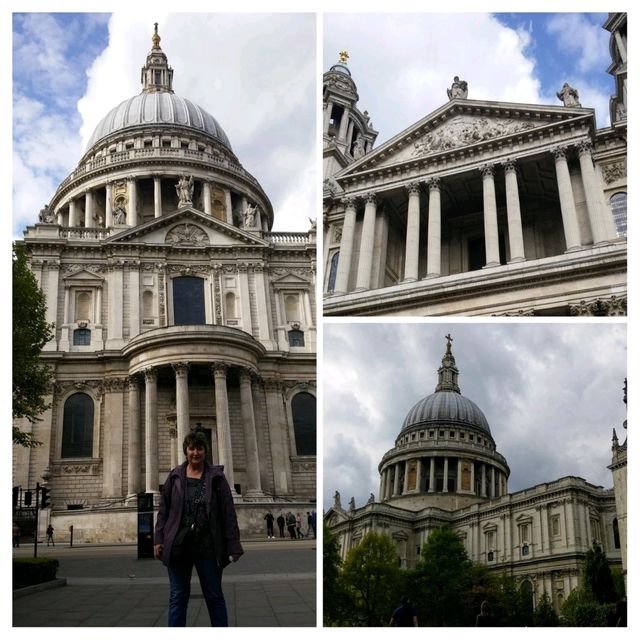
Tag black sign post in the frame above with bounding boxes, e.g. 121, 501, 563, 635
137, 492, 154, 559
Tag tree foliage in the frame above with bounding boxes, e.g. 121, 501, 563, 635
323, 524, 352, 625
583, 543, 617, 604
340, 531, 401, 626
12, 242, 54, 445
532, 591, 560, 626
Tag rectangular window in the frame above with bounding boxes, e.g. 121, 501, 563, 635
173, 276, 206, 325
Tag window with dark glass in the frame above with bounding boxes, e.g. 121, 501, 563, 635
288, 329, 305, 347
73, 328, 91, 345
291, 392, 316, 456
173, 276, 206, 325
62, 393, 94, 458
328, 252, 339, 292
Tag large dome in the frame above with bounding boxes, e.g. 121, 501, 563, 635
85, 92, 232, 152
401, 390, 491, 434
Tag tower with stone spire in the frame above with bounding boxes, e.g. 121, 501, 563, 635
141, 23, 174, 93
435, 333, 460, 393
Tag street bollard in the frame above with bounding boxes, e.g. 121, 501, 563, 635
69, 524, 74, 547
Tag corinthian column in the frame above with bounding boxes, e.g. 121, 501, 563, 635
553, 146, 582, 251
576, 140, 613, 245
84, 190, 94, 228
426, 177, 442, 277
355, 193, 377, 291
338, 106, 351, 142
172, 362, 190, 460
154, 177, 162, 218
203, 181, 212, 215
127, 376, 142, 496
333, 197, 357, 294
129, 179, 138, 226
239, 369, 263, 497
105, 183, 113, 228
503, 159, 525, 262
403, 182, 421, 282
144, 367, 159, 493
212, 363, 237, 495
68, 199, 79, 227
481, 165, 500, 267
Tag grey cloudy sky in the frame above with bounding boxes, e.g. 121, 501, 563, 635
12, 11, 315, 236
323, 12, 614, 145
323, 322, 627, 511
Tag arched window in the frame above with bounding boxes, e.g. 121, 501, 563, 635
610, 193, 627, 237
62, 393, 94, 458
519, 579, 534, 615
173, 276, 205, 325
291, 392, 316, 456
327, 252, 339, 293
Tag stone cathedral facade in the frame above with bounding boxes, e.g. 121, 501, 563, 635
13, 26, 316, 542
323, 14, 627, 317
325, 338, 625, 612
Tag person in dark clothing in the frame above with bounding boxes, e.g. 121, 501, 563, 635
264, 512, 275, 539
475, 600, 496, 627
390, 596, 418, 626
286, 511, 297, 539
155, 431, 243, 627
276, 513, 285, 538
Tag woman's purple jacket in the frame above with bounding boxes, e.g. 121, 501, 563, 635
154, 462, 244, 568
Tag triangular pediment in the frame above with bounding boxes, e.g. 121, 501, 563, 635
63, 268, 104, 284
271, 271, 312, 286
105, 207, 269, 248
337, 98, 595, 177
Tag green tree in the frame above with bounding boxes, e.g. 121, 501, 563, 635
340, 531, 401, 626
584, 543, 617, 604
532, 591, 560, 626
12, 242, 54, 447
323, 524, 352, 625
560, 587, 609, 627
413, 525, 472, 626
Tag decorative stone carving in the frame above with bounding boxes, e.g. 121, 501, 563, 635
353, 136, 366, 160
334, 490, 341, 508
38, 204, 55, 223
176, 174, 194, 207
602, 162, 626, 184
576, 140, 593, 156
113, 201, 127, 224
323, 176, 340, 196
552, 145, 569, 161
412, 116, 535, 156
244, 203, 258, 228
480, 164, 495, 179
428, 177, 441, 192
557, 82, 581, 107
348, 496, 356, 511
447, 76, 468, 100
405, 181, 421, 195
165, 223, 208, 246
332, 223, 343, 243
569, 295, 627, 317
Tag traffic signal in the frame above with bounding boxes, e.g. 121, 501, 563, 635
13, 487, 19, 508
24, 490, 33, 507
40, 487, 51, 509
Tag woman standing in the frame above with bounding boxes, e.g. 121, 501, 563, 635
155, 431, 243, 626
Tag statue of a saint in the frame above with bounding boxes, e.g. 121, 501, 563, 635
353, 136, 366, 160
557, 83, 581, 108
308, 217, 317, 232
447, 76, 468, 100
367, 493, 375, 504
348, 497, 356, 511
113, 202, 127, 225
38, 204, 55, 223
334, 490, 341, 508
244, 203, 257, 228
176, 175, 194, 207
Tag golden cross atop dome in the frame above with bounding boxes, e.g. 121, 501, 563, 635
339, 50, 349, 64
445, 333, 453, 353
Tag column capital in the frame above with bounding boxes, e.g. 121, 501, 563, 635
212, 362, 228, 378
362, 192, 378, 205
428, 176, 441, 192
480, 164, 495, 178
171, 361, 190, 377
239, 367, 258, 384
405, 181, 421, 196
143, 367, 157, 382
575, 139, 593, 156
341, 196, 357, 209
502, 158, 518, 173
128, 375, 142, 390
552, 145, 569, 160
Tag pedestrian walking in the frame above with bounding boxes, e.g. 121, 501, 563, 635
155, 430, 243, 627
295, 513, 303, 538
13, 523, 21, 548
390, 596, 418, 627
277, 513, 285, 538
286, 512, 297, 539
310, 510, 317, 538
264, 511, 275, 539
46, 524, 55, 546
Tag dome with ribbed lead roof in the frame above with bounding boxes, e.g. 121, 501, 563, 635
400, 335, 492, 435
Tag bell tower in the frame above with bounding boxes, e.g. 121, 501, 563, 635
141, 23, 174, 93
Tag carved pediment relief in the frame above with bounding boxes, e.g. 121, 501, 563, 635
166, 223, 209, 246
411, 115, 537, 157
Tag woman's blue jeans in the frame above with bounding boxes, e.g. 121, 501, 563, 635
167, 556, 228, 626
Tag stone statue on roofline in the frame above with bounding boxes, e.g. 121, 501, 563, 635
38, 203, 55, 223
447, 76, 468, 100
334, 490, 341, 508
557, 82, 581, 108
176, 174, 194, 207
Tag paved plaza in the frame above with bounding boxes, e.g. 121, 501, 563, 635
13, 539, 316, 627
